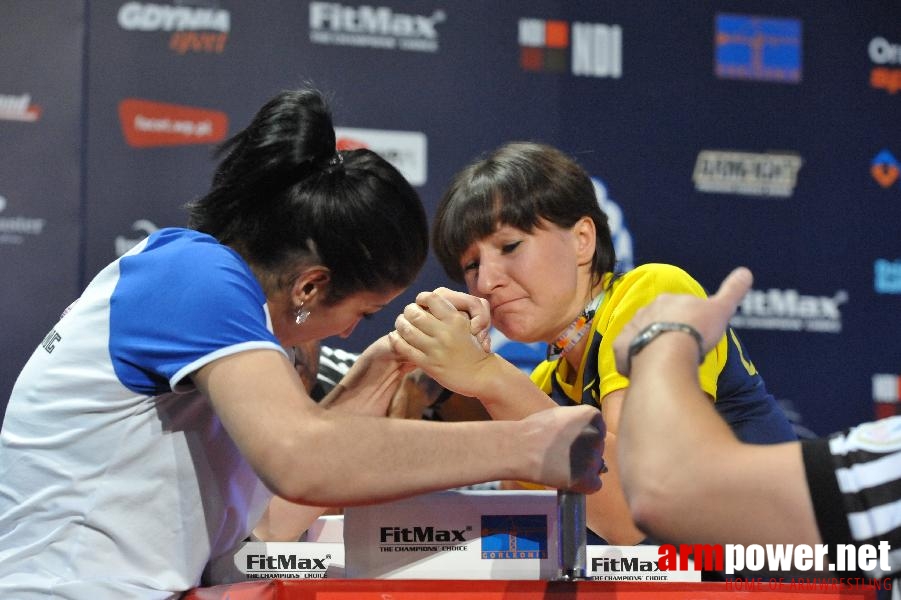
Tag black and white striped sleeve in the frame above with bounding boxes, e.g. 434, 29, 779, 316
802, 415, 901, 580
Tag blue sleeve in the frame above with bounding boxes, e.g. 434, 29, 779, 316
109, 229, 282, 394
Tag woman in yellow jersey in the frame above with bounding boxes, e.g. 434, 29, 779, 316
391, 141, 796, 546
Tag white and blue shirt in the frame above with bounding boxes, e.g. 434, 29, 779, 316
0, 228, 285, 599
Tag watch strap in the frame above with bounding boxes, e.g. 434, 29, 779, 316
626, 321, 705, 372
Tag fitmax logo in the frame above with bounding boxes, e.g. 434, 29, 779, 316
246, 555, 326, 570
593, 557, 661, 572
380, 526, 467, 543
309, 2, 445, 52
742, 289, 846, 319
731, 288, 847, 333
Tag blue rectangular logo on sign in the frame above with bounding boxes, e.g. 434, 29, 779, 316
480, 515, 548, 559
715, 14, 802, 83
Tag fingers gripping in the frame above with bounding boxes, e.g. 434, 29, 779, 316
426, 288, 492, 343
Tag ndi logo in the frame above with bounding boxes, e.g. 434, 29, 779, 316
518, 18, 622, 78
480, 515, 548, 559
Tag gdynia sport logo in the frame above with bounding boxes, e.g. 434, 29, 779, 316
659, 542, 891, 576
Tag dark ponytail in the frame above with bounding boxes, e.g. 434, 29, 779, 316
187, 88, 428, 303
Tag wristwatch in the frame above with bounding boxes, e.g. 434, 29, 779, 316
626, 321, 705, 371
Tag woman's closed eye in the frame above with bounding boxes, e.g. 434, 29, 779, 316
500, 241, 521, 254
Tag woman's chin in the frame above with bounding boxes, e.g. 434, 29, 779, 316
493, 321, 542, 345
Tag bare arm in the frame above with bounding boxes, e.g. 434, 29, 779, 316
192, 349, 606, 506
613, 267, 821, 546
253, 336, 408, 541
252, 499, 331, 542
584, 389, 649, 544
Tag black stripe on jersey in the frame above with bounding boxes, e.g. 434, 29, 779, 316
802, 438, 854, 549
841, 474, 901, 515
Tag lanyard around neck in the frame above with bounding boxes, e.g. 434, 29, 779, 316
547, 291, 604, 361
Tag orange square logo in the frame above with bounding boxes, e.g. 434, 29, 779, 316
545, 21, 569, 48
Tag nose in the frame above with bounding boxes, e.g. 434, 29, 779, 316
473, 255, 504, 296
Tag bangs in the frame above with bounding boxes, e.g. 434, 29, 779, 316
433, 170, 543, 282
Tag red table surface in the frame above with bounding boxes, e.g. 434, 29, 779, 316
183, 579, 882, 600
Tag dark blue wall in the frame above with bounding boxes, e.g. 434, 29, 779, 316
2, 1, 899, 437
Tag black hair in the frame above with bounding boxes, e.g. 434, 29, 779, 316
432, 141, 616, 284
186, 88, 428, 303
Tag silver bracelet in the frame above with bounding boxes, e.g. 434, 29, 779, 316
626, 321, 705, 372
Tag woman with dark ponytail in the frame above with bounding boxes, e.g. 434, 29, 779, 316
0, 89, 606, 598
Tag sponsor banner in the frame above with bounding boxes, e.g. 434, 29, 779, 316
117, 1, 230, 54
869, 36, 901, 94
731, 287, 846, 334
0, 192, 47, 246
118, 98, 228, 148
871, 149, 900, 188
308, 2, 445, 53
588, 546, 699, 582
233, 542, 344, 580
875, 259, 901, 294
693, 150, 803, 197
873, 374, 901, 419
335, 127, 427, 186
0, 93, 41, 122
715, 14, 802, 83
518, 18, 622, 78
343, 490, 559, 579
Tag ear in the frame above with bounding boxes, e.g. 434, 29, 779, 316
572, 216, 597, 266
292, 267, 331, 306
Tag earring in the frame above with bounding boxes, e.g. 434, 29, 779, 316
295, 301, 310, 325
